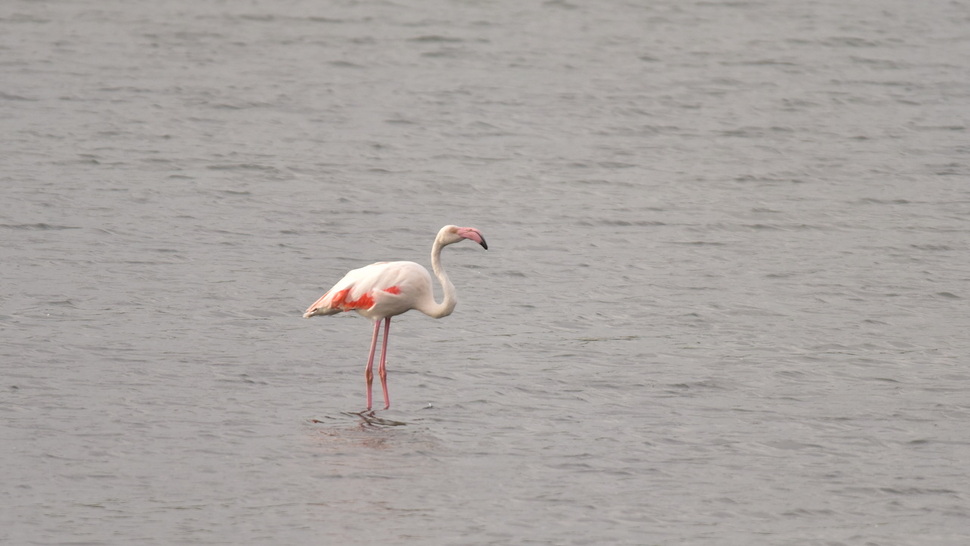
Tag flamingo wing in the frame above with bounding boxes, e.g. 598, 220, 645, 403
303, 261, 432, 319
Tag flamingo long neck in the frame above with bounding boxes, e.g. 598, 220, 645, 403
425, 237, 457, 318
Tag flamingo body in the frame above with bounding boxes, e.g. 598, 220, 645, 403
304, 261, 435, 321
303, 225, 487, 410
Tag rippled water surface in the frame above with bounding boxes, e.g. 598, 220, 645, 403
2, 0, 969, 544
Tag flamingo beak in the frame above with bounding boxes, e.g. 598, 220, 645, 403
457, 227, 488, 250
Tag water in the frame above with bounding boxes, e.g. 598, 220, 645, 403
2, 0, 969, 544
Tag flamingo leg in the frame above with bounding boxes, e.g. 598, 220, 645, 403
364, 319, 381, 410
378, 317, 391, 410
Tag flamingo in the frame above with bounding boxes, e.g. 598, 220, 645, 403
303, 225, 488, 411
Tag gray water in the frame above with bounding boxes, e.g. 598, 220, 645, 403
2, 0, 969, 544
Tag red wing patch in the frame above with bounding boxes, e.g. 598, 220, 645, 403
383, 286, 401, 295
330, 288, 375, 311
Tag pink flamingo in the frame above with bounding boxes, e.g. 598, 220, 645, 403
303, 225, 488, 411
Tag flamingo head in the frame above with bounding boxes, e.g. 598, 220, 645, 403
439, 225, 488, 250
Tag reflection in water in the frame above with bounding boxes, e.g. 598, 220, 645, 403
310, 410, 406, 444
308, 412, 430, 456
340, 411, 407, 428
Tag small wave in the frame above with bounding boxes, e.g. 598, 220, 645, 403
409, 35, 465, 43
0, 91, 37, 101
593, 219, 666, 227
0, 223, 79, 230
